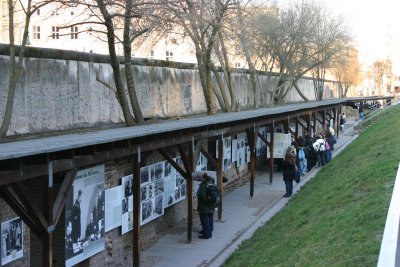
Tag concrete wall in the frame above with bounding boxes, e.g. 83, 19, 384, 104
0, 45, 339, 136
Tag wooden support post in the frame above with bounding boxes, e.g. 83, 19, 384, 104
43, 161, 54, 267
333, 108, 338, 134
312, 112, 317, 136
187, 172, 193, 242
133, 150, 141, 267
295, 118, 299, 140
246, 128, 256, 198
269, 125, 274, 184
177, 144, 193, 243
217, 137, 223, 220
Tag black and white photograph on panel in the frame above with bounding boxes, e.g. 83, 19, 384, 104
122, 198, 129, 214
140, 199, 153, 225
148, 183, 154, 199
223, 136, 232, 171
121, 172, 134, 236
140, 166, 150, 185
231, 138, 238, 162
174, 187, 181, 201
1, 217, 23, 266
153, 195, 164, 217
164, 160, 172, 177
123, 174, 133, 198
154, 162, 164, 181
64, 165, 105, 267
140, 185, 148, 201
154, 180, 164, 196
163, 161, 175, 208
180, 183, 186, 198
150, 164, 156, 183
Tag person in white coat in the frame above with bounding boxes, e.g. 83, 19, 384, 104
313, 135, 326, 167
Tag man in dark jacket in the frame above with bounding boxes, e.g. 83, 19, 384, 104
197, 173, 215, 239
282, 150, 297, 197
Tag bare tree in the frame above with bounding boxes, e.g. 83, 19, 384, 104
0, 0, 53, 138
332, 47, 360, 97
369, 60, 386, 96
309, 2, 350, 100
164, 0, 235, 115
59, 0, 165, 125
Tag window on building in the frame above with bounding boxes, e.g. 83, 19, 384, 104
52, 26, 59, 39
71, 11, 74, 15
71, 26, 78, 39
166, 51, 173, 61
150, 50, 154, 59
33, 26, 40, 39
235, 62, 241, 68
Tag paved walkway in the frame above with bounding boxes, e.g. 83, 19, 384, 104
141, 121, 358, 267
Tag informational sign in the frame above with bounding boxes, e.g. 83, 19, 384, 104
236, 133, 247, 167
1, 217, 23, 266
121, 175, 133, 234
223, 136, 232, 171
266, 133, 291, 158
140, 163, 165, 225
104, 186, 122, 232
65, 165, 105, 267
164, 160, 186, 208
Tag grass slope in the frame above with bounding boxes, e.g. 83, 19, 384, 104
224, 105, 400, 267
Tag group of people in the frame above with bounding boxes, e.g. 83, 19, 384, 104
282, 127, 337, 197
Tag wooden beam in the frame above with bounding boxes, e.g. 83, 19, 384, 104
52, 168, 78, 225
200, 148, 217, 168
157, 149, 187, 180
269, 126, 274, 184
217, 137, 223, 220
257, 132, 270, 146
177, 144, 193, 177
133, 152, 141, 267
192, 140, 203, 170
11, 182, 48, 233
0, 186, 45, 238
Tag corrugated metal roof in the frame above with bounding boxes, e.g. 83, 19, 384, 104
0, 98, 382, 160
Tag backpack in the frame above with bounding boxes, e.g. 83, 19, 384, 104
298, 148, 305, 160
206, 184, 220, 207
325, 140, 331, 151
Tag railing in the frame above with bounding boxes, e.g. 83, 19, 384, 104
377, 162, 400, 266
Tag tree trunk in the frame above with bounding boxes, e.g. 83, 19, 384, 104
97, 0, 134, 126
211, 64, 228, 112
0, 0, 31, 138
197, 54, 216, 115
123, 0, 144, 124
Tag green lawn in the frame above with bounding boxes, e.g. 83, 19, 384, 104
224, 104, 400, 267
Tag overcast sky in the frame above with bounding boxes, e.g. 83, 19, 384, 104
277, 0, 400, 74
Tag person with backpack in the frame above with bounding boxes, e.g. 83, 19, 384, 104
297, 136, 308, 176
197, 173, 216, 239
313, 135, 326, 167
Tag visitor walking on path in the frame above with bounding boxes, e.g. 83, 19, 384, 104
197, 173, 215, 239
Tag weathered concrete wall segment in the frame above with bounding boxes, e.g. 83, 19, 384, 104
0, 45, 339, 136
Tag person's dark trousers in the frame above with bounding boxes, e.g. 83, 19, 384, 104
317, 151, 326, 166
284, 180, 293, 196
200, 213, 213, 238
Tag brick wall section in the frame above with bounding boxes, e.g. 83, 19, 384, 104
1, 147, 251, 267
0, 191, 30, 266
